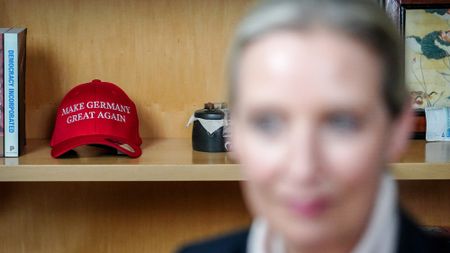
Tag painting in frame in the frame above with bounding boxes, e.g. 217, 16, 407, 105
386, 0, 450, 138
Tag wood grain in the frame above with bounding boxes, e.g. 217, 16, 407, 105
0, 0, 255, 139
0, 181, 448, 253
0, 182, 251, 253
399, 180, 450, 226
0, 139, 449, 181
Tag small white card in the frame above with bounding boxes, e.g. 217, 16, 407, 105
425, 107, 450, 141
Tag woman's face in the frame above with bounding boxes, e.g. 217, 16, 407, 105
231, 30, 408, 250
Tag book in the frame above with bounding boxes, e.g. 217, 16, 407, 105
0, 28, 11, 157
3, 28, 26, 157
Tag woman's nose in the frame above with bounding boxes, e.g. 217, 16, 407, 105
285, 124, 321, 185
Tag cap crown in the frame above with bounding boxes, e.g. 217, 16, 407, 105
51, 79, 142, 157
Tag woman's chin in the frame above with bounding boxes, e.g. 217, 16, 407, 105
269, 210, 339, 250
281, 224, 338, 250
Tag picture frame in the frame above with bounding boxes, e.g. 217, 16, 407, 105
385, 0, 450, 33
385, 0, 450, 139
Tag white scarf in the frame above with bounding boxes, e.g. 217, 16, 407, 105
247, 173, 399, 253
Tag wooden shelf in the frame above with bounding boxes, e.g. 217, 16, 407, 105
0, 139, 239, 182
0, 139, 449, 181
394, 140, 450, 180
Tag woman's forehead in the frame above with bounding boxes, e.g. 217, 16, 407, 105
236, 30, 384, 108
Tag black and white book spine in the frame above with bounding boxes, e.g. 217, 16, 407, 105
4, 28, 26, 157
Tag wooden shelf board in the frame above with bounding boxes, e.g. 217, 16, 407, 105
0, 139, 238, 181
0, 139, 449, 181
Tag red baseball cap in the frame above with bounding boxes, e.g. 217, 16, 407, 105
50, 79, 142, 158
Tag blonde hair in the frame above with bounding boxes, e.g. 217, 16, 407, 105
228, 0, 406, 117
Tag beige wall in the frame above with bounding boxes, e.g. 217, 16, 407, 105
0, 0, 255, 139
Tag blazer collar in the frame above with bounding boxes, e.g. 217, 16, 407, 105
247, 173, 399, 253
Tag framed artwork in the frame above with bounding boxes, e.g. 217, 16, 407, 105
386, 0, 450, 138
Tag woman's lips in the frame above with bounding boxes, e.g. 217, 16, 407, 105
286, 197, 330, 218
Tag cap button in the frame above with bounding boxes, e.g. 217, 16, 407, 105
92, 79, 102, 83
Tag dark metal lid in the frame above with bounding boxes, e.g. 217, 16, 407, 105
194, 103, 224, 120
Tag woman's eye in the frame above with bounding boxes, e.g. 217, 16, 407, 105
250, 114, 284, 135
325, 114, 361, 133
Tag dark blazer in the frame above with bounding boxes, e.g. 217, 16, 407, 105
178, 211, 450, 253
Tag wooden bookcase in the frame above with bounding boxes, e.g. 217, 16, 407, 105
0, 0, 449, 252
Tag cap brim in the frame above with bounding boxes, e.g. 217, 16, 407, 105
51, 135, 142, 158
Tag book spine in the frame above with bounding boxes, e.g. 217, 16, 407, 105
18, 29, 26, 155
4, 32, 18, 157
0, 31, 4, 157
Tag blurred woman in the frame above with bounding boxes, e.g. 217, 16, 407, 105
179, 0, 449, 252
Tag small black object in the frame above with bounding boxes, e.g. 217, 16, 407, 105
192, 103, 226, 152
412, 109, 426, 139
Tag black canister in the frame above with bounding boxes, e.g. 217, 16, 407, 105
192, 103, 226, 152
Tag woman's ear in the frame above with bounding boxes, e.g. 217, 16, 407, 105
386, 103, 414, 163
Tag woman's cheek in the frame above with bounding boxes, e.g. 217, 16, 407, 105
321, 132, 385, 185
240, 133, 287, 183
